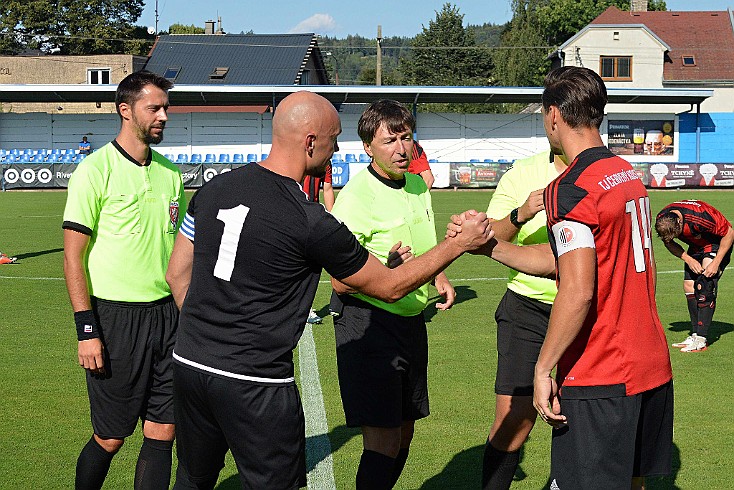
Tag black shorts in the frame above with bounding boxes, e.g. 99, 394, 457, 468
86, 296, 178, 439
494, 289, 551, 396
334, 295, 429, 428
684, 249, 731, 280
550, 380, 674, 489
173, 364, 306, 489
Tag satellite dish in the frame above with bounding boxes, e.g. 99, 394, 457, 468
147, 26, 156, 35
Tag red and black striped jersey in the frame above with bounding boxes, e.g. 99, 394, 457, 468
408, 141, 430, 175
301, 163, 332, 203
544, 146, 672, 397
656, 200, 731, 255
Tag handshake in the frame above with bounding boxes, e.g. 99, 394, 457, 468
445, 210, 496, 255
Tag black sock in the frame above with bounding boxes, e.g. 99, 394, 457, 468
686, 293, 697, 330
697, 301, 715, 339
389, 447, 410, 488
482, 441, 520, 490
76, 436, 116, 490
356, 449, 395, 490
135, 437, 173, 490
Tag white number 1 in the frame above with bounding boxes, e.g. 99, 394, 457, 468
213, 205, 250, 281
625, 197, 652, 273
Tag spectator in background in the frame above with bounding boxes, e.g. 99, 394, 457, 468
302, 163, 336, 324
408, 140, 434, 189
78, 136, 92, 155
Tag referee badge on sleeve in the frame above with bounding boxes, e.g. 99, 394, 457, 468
169, 200, 180, 231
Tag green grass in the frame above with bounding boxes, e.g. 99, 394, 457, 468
1, 189, 732, 488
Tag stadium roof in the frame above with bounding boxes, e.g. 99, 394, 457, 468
0, 84, 713, 106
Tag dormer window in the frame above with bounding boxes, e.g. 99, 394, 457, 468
209, 67, 229, 80
682, 56, 696, 67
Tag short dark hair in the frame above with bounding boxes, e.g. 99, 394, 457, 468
655, 212, 682, 243
358, 99, 415, 144
115, 70, 173, 116
542, 67, 607, 129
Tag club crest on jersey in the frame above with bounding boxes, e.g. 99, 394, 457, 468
559, 225, 575, 245
169, 200, 179, 230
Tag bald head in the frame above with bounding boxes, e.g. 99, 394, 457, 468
272, 91, 339, 143
266, 91, 341, 180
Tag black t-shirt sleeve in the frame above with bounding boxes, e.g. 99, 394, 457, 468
305, 210, 369, 280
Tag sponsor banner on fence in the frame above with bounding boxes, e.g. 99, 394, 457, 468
608, 120, 675, 157
54, 163, 77, 187
332, 163, 349, 187
2, 164, 55, 188
448, 162, 507, 188
179, 164, 203, 187
648, 163, 734, 188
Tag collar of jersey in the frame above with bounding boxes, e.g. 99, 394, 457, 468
367, 164, 406, 189
112, 139, 152, 167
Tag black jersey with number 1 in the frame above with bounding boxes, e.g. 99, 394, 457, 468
174, 163, 369, 382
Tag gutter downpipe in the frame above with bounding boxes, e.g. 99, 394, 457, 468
696, 103, 701, 163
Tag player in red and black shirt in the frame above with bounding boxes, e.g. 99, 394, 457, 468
655, 200, 733, 352
407, 140, 435, 189
450, 67, 673, 489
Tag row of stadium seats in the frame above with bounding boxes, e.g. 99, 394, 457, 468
1, 151, 86, 163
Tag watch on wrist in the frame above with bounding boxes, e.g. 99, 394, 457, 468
510, 207, 526, 227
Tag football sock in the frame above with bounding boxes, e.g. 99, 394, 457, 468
697, 301, 714, 338
389, 447, 410, 488
356, 449, 395, 490
75, 436, 115, 490
685, 293, 697, 330
482, 441, 520, 490
134, 437, 173, 490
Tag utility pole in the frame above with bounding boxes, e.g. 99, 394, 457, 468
154, 0, 159, 35
376, 25, 382, 86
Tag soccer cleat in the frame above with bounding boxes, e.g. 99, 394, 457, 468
0, 254, 17, 264
672, 334, 696, 348
306, 309, 322, 324
681, 336, 707, 353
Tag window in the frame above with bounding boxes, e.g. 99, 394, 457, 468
600, 56, 632, 81
299, 70, 311, 85
87, 68, 111, 85
209, 67, 229, 80
163, 67, 181, 81
682, 56, 696, 67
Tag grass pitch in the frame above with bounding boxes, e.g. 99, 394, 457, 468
0, 189, 732, 489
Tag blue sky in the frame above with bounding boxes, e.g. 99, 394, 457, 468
140, 1, 734, 38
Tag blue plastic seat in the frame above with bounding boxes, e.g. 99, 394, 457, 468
61, 154, 74, 163
246, 154, 258, 163
429, 159, 438, 163
10, 149, 20, 157
497, 159, 510, 163
345, 154, 357, 163
261, 153, 268, 161
19, 154, 31, 163
204, 153, 216, 163
232, 154, 244, 163
31, 154, 44, 163
484, 159, 495, 163
359, 154, 371, 163
164, 154, 175, 161
47, 154, 60, 163
176, 154, 188, 164
331, 154, 343, 163
218, 154, 230, 163
190, 154, 202, 163
75, 154, 85, 163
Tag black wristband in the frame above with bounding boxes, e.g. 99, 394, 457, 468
75, 310, 100, 341
510, 207, 526, 227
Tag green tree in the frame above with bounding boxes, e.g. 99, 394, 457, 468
0, 0, 150, 55
167, 23, 206, 35
401, 3, 492, 87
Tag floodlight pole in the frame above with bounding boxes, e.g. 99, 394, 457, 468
376, 25, 382, 86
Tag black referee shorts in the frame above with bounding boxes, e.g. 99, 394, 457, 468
494, 289, 551, 396
550, 380, 674, 489
334, 295, 429, 428
173, 364, 306, 489
86, 296, 178, 439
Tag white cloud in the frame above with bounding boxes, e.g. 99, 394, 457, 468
289, 13, 337, 34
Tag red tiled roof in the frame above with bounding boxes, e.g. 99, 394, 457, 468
591, 6, 734, 81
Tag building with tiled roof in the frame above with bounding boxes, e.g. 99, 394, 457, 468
551, 6, 734, 113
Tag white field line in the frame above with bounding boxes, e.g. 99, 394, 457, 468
298, 324, 337, 490
0, 268, 706, 284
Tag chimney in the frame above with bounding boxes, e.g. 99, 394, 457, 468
631, 0, 648, 12
205, 20, 215, 35
216, 16, 224, 35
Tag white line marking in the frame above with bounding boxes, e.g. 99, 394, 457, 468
299, 324, 337, 490
0, 275, 64, 281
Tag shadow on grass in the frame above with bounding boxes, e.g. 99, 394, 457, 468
668, 320, 733, 346
424, 285, 478, 322
213, 424, 360, 489
15, 247, 63, 260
